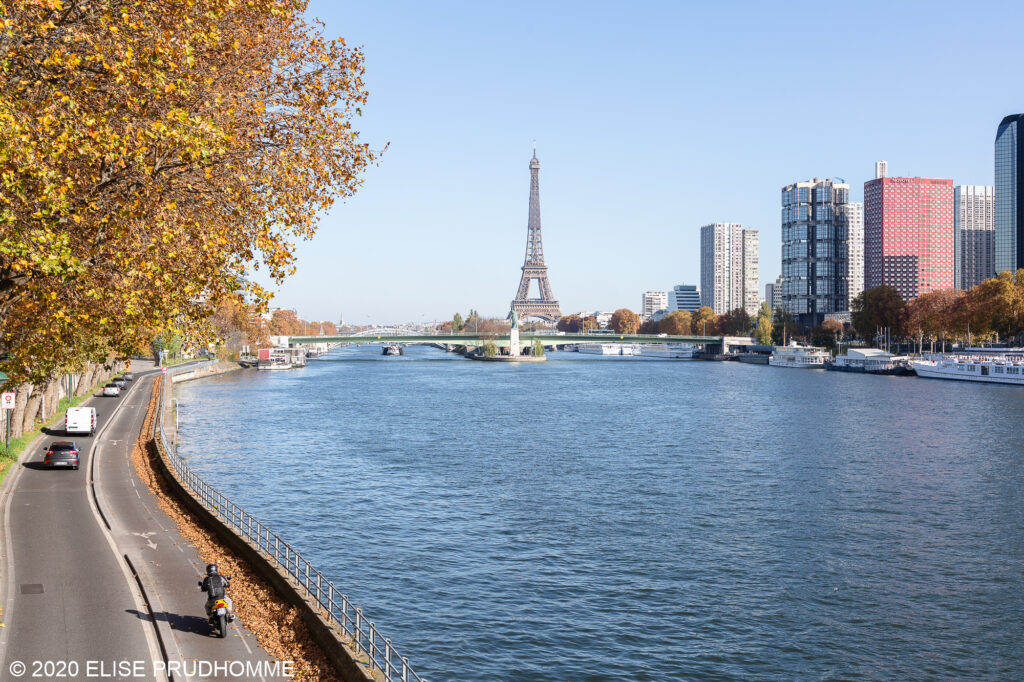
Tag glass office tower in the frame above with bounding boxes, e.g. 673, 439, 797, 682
781, 178, 850, 326
995, 114, 1024, 274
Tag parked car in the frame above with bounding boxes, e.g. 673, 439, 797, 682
102, 383, 120, 397
112, 377, 127, 389
44, 441, 80, 470
123, 372, 134, 381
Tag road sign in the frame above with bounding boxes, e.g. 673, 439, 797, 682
162, 366, 168, 373
1, 392, 14, 410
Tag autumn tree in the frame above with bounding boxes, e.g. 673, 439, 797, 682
771, 307, 800, 345
905, 288, 964, 348
810, 319, 843, 349
211, 297, 268, 355
691, 306, 718, 335
0, 1, 375, 383
755, 302, 773, 345
608, 308, 640, 334
660, 310, 691, 336
557, 315, 582, 332
850, 286, 906, 342
718, 308, 753, 336
638, 318, 661, 334
269, 309, 301, 336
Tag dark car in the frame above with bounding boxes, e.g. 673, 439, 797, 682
112, 377, 127, 389
44, 441, 80, 470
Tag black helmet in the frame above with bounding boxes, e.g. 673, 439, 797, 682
206, 564, 218, 575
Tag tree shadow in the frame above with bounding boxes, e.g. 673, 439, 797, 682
126, 609, 216, 636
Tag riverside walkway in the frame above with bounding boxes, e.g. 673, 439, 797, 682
0, 363, 283, 680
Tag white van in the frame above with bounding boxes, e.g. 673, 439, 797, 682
65, 407, 97, 436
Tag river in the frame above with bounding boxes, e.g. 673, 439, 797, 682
173, 345, 1024, 681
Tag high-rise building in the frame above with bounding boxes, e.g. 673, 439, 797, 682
875, 160, 888, 179
780, 178, 851, 325
995, 114, 1024, 274
954, 185, 995, 290
640, 291, 668, 320
841, 202, 864, 306
700, 223, 759, 316
769, 275, 783, 310
667, 285, 701, 312
864, 175, 954, 300
764, 282, 774, 308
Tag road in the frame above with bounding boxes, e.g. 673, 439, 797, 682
0, 364, 285, 681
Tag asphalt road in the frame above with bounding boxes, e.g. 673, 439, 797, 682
0, 364, 284, 681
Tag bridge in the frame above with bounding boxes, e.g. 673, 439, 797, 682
286, 333, 758, 354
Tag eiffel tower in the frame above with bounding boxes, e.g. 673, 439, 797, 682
510, 147, 562, 322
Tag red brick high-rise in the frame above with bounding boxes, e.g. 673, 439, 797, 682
863, 177, 954, 301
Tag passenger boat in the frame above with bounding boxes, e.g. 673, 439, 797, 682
911, 353, 1024, 385
637, 343, 695, 359
382, 344, 404, 356
256, 347, 307, 370
825, 348, 913, 375
768, 342, 829, 369
578, 343, 636, 355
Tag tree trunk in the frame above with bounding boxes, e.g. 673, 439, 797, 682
77, 363, 96, 397
41, 378, 59, 422
22, 391, 41, 434
10, 383, 32, 440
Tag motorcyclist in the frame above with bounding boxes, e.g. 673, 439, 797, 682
198, 563, 235, 622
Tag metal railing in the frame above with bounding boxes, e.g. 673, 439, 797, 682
157, 362, 425, 682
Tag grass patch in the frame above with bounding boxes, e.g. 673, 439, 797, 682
0, 382, 106, 487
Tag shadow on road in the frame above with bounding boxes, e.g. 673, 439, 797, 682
21, 462, 63, 471
126, 609, 213, 636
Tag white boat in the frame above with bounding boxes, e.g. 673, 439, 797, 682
912, 354, 1024, 385
768, 342, 829, 369
578, 343, 635, 355
256, 347, 307, 370
826, 348, 912, 375
637, 343, 695, 359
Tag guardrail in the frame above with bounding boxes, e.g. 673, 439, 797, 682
157, 362, 425, 682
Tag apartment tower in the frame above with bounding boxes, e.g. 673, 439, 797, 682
954, 185, 995, 290
699, 223, 759, 316
841, 202, 864, 306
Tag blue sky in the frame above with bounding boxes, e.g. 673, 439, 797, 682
266, 1, 1022, 325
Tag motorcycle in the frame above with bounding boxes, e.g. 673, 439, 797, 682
209, 598, 230, 638
198, 577, 233, 638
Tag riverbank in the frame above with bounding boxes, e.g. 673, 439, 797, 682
168, 359, 247, 383
133, 376, 346, 680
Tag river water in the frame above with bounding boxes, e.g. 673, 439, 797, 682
173, 346, 1024, 681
